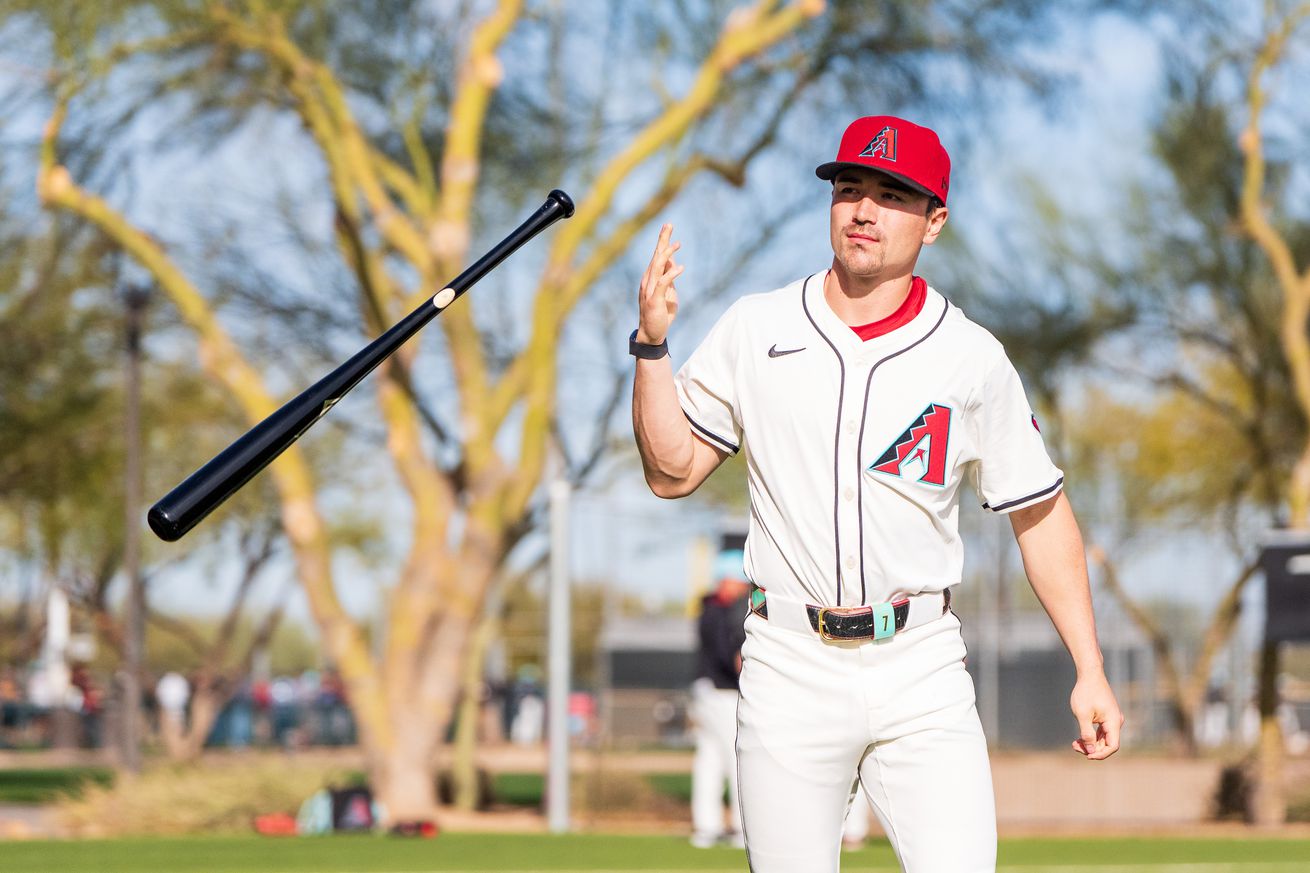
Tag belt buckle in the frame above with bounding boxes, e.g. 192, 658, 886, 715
817, 605, 874, 641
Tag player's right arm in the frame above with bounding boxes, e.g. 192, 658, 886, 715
633, 224, 729, 498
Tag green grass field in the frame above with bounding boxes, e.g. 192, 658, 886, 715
3, 834, 1309, 873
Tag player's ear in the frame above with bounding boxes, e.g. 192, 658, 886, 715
922, 205, 948, 245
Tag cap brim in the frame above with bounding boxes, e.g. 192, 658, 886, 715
815, 161, 938, 200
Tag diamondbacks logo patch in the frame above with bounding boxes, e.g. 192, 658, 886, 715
859, 126, 897, 162
870, 403, 952, 486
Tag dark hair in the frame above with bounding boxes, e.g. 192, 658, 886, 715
927, 196, 944, 215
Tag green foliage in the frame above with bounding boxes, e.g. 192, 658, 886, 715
641, 771, 693, 804
0, 219, 126, 572
1093, 48, 1306, 527
488, 771, 542, 808
1002, 24, 1309, 539
0, 766, 115, 804
482, 770, 692, 810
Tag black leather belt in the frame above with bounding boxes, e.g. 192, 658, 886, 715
750, 585, 951, 641
806, 601, 912, 639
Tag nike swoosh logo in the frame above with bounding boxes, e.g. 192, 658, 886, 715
768, 344, 806, 358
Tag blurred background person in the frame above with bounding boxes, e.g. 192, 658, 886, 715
690, 533, 750, 849
155, 670, 190, 757
509, 665, 545, 746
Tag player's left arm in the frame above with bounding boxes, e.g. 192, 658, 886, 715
1009, 491, 1125, 760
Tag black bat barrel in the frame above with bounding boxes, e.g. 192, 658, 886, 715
148, 189, 575, 542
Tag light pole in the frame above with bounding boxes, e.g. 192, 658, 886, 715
546, 478, 572, 833
120, 283, 150, 773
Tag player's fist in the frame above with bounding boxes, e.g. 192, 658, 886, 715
636, 223, 683, 345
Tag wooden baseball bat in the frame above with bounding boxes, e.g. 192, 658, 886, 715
148, 189, 575, 542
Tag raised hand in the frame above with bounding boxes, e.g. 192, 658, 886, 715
637, 223, 684, 345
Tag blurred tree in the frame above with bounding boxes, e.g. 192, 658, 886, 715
1028, 2, 1309, 797
1237, 2, 1310, 828
0, 215, 125, 665
1053, 70, 1302, 766
789, 1, 1309, 770
12, 0, 1106, 817
0, 202, 303, 757
1063, 65, 1302, 755
144, 521, 288, 760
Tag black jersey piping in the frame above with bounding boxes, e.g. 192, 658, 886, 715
983, 476, 1064, 512
855, 296, 951, 603
684, 412, 739, 455
800, 273, 846, 606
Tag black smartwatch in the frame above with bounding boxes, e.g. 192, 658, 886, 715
629, 329, 669, 360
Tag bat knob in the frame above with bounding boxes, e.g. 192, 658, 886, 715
147, 504, 185, 542
547, 189, 575, 218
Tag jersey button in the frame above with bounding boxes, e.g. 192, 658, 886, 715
843, 487, 855, 501
845, 555, 856, 570
846, 420, 856, 435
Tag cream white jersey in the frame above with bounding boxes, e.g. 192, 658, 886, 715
675, 270, 1063, 607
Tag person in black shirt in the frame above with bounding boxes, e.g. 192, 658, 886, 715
689, 534, 749, 848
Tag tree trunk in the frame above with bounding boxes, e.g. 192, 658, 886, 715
452, 612, 497, 811
176, 682, 223, 761
373, 745, 440, 824
359, 611, 479, 823
1252, 640, 1284, 826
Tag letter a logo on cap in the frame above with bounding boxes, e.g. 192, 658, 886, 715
859, 126, 897, 162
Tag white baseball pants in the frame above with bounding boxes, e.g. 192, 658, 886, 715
736, 608, 996, 873
690, 677, 744, 842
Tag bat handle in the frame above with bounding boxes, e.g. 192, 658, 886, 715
442, 189, 575, 304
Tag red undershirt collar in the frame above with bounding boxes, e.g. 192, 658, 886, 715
849, 276, 927, 341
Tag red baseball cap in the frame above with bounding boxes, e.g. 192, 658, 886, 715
815, 115, 951, 204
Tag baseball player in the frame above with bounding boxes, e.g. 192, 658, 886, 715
689, 535, 750, 848
630, 115, 1123, 872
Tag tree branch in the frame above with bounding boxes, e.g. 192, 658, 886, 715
499, 1, 823, 522
1239, 6, 1310, 524
1087, 544, 1192, 751
1180, 555, 1261, 721
430, 0, 524, 475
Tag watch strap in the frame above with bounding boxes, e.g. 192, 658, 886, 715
629, 329, 669, 360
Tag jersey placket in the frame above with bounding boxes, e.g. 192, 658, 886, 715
838, 349, 874, 606
854, 298, 951, 605
802, 273, 872, 608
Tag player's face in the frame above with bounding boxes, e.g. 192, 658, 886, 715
829, 169, 947, 282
